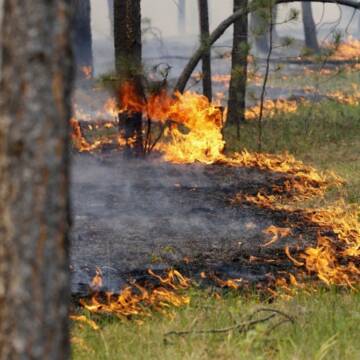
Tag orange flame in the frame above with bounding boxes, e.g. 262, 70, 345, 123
80, 66, 92, 79
262, 226, 292, 247
329, 36, 360, 61
71, 81, 359, 292
79, 269, 191, 320
245, 99, 298, 121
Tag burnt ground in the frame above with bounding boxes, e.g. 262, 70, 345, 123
70, 153, 316, 294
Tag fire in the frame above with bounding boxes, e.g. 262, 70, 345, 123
80, 66, 92, 79
79, 269, 191, 320
91, 267, 103, 290
116, 82, 226, 163
71, 80, 358, 293
159, 92, 225, 163
71, 82, 302, 158
245, 99, 298, 121
262, 226, 292, 247
238, 192, 360, 288
327, 89, 360, 106
103, 97, 118, 118
329, 36, 360, 61
70, 315, 99, 331
71, 118, 112, 152
212, 74, 231, 88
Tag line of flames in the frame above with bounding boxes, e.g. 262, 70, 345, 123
74, 269, 191, 327
235, 192, 360, 289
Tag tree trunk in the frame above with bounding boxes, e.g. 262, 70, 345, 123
72, 0, 93, 78
0, 0, 74, 359
178, 0, 186, 34
198, 0, 212, 101
226, 0, 248, 136
114, 0, 143, 156
108, 0, 114, 37
250, 8, 269, 53
302, 2, 320, 53
250, 5, 278, 53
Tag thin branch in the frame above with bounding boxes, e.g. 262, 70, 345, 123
165, 314, 276, 336
257, 5, 273, 152
164, 308, 295, 337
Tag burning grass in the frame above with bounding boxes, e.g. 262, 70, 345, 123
329, 36, 360, 61
245, 99, 299, 121
73, 84, 359, 290
75, 269, 191, 321
236, 193, 360, 288
69, 34, 360, 358
69, 69, 360, 344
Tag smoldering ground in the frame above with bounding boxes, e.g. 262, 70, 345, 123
70, 153, 315, 294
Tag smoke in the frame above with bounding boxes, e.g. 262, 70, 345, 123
70, 153, 280, 293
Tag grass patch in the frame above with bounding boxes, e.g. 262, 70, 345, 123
72, 288, 360, 360
224, 100, 360, 203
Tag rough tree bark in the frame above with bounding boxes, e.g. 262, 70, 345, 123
198, 0, 212, 101
114, 0, 143, 155
302, 2, 320, 53
226, 0, 248, 136
174, 0, 360, 93
72, 0, 93, 78
0, 0, 74, 359
178, 0, 186, 33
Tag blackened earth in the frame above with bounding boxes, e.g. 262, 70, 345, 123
70, 153, 317, 294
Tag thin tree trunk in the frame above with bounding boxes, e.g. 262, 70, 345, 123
178, 0, 186, 34
108, 0, 114, 37
114, 0, 143, 155
226, 0, 248, 136
302, 2, 320, 53
72, 0, 93, 78
250, 5, 278, 53
250, 8, 269, 53
198, 0, 212, 101
0, 0, 74, 358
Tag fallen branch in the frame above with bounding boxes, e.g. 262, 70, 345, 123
164, 308, 295, 337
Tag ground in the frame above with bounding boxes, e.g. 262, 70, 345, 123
70, 154, 316, 293
71, 96, 360, 359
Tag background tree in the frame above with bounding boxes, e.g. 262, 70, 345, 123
72, 0, 93, 78
226, 0, 248, 137
114, 0, 143, 155
178, 0, 186, 33
108, 0, 114, 37
302, 2, 320, 53
198, 0, 212, 101
250, 4, 279, 53
0, 0, 74, 358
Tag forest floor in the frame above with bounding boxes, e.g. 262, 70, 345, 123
71, 97, 360, 359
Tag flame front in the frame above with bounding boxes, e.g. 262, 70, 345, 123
79, 269, 191, 320
115, 83, 226, 163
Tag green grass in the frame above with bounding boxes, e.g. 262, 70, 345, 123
72, 288, 360, 360
224, 100, 360, 203
267, 65, 360, 93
